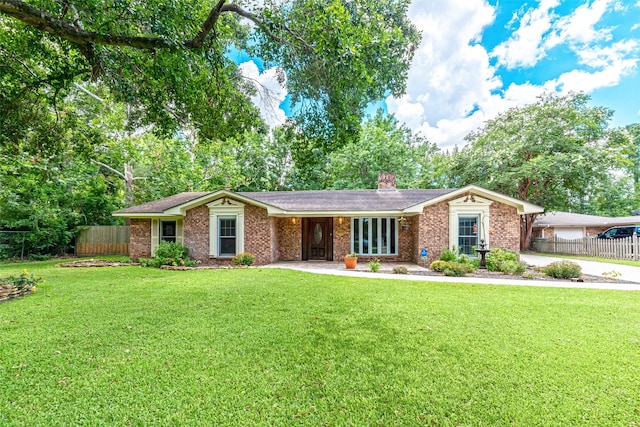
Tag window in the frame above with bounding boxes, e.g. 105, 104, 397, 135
218, 217, 237, 256
151, 218, 183, 256
160, 220, 177, 242
352, 217, 397, 256
208, 198, 245, 258
458, 215, 479, 256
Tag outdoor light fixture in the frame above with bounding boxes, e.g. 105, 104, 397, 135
399, 216, 409, 231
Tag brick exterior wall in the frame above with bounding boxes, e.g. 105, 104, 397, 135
332, 217, 351, 259
243, 204, 273, 266
489, 203, 520, 252
129, 219, 151, 261
127, 193, 527, 267
275, 218, 302, 261
417, 201, 450, 266
586, 226, 608, 237
183, 205, 209, 261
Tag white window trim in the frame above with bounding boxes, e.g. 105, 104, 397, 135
150, 218, 183, 257
350, 217, 398, 256
207, 199, 245, 257
448, 195, 492, 252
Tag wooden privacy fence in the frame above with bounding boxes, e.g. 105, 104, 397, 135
532, 236, 640, 260
76, 226, 130, 256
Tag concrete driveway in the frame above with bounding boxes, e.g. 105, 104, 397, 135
520, 254, 640, 284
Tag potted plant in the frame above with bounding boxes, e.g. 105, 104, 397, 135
344, 252, 358, 269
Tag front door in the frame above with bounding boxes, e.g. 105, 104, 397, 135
302, 218, 333, 261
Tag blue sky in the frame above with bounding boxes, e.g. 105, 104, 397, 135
235, 0, 639, 148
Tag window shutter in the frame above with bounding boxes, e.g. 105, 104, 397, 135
176, 219, 184, 245
151, 219, 159, 256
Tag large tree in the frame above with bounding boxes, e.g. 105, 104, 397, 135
1, 0, 420, 143
450, 93, 633, 250
326, 111, 439, 189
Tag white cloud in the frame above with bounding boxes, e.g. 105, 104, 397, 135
237, 61, 288, 129
386, 0, 640, 149
492, 0, 560, 69
575, 39, 638, 68
554, 0, 613, 44
386, 0, 499, 148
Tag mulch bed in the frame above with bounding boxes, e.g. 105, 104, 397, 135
411, 267, 633, 284
56, 259, 137, 268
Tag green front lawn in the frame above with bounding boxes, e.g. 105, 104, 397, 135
1, 261, 639, 426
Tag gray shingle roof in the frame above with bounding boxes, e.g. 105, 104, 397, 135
238, 189, 458, 211
114, 192, 211, 214
534, 211, 640, 227
114, 188, 459, 215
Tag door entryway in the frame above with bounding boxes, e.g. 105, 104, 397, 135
302, 218, 333, 261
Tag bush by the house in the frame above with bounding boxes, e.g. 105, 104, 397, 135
430, 260, 475, 276
393, 266, 408, 274
140, 242, 196, 268
430, 260, 449, 272
430, 249, 478, 277
232, 252, 255, 266
368, 258, 381, 272
543, 261, 582, 279
440, 247, 457, 262
443, 263, 469, 277
486, 248, 526, 275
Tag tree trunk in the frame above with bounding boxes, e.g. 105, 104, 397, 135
520, 213, 537, 251
124, 163, 134, 207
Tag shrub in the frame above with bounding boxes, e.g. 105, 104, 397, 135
393, 266, 408, 274
455, 254, 478, 273
443, 263, 468, 277
141, 242, 196, 268
543, 261, 582, 279
440, 247, 457, 262
431, 261, 471, 276
368, 258, 381, 272
232, 252, 255, 267
430, 260, 449, 272
486, 248, 518, 272
500, 260, 527, 275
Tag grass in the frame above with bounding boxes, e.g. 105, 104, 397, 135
1, 260, 639, 426
523, 251, 640, 267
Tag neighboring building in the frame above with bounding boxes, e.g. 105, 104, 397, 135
533, 211, 640, 239
114, 174, 543, 266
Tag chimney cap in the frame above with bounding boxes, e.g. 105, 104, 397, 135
377, 173, 397, 192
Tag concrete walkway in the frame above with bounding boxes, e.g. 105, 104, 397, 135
520, 254, 640, 284
263, 259, 640, 291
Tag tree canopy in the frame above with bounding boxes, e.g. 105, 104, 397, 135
449, 92, 634, 249
1, 0, 420, 143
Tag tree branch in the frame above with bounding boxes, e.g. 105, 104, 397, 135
1, 0, 312, 53
0, 0, 177, 49
185, 0, 227, 48
220, 3, 313, 52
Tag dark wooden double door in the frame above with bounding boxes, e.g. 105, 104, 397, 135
302, 218, 333, 261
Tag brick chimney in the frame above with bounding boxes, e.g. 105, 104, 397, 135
377, 173, 397, 191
